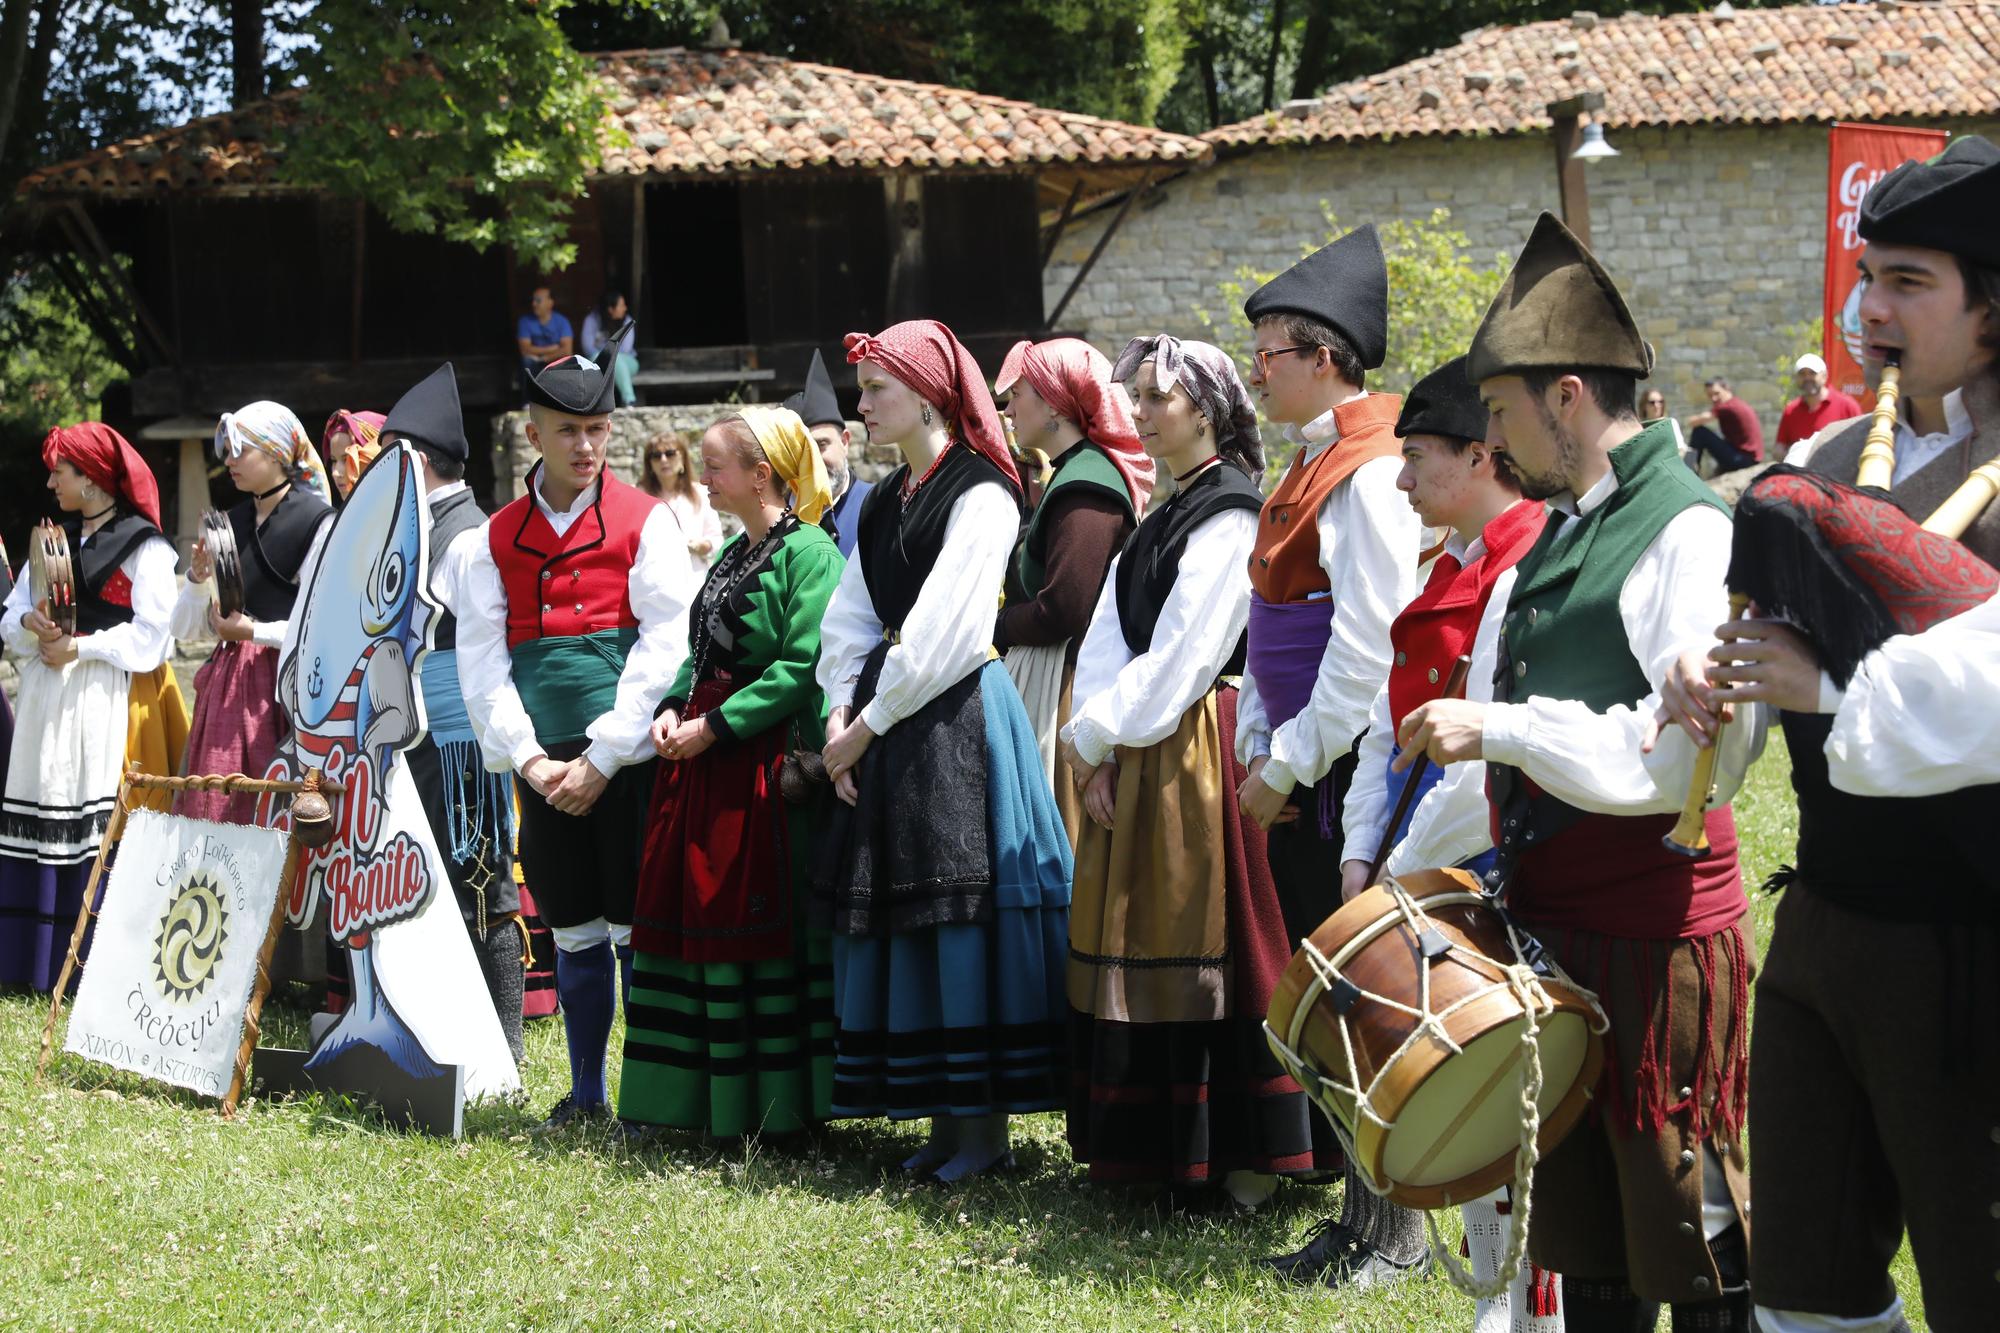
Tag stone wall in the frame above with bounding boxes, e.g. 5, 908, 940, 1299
1045, 119, 2000, 434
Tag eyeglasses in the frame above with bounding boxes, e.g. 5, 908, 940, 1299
647, 451, 676, 462
1254, 344, 1316, 375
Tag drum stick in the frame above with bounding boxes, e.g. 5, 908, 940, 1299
1364, 654, 1472, 888
1662, 592, 1752, 857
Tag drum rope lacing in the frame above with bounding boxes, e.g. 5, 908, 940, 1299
1269, 879, 1607, 1304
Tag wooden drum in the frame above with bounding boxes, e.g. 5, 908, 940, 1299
1264, 868, 1607, 1208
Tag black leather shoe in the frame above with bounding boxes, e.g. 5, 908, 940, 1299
533, 1094, 610, 1133
1263, 1217, 1429, 1289
1259, 1216, 1348, 1281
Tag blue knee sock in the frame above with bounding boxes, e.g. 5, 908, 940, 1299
555, 942, 615, 1108
615, 942, 634, 1011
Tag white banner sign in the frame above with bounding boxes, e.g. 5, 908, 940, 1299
65, 810, 289, 1097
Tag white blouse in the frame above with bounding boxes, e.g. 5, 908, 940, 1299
3, 532, 177, 674
815, 479, 1016, 736
1823, 589, 2000, 797
665, 486, 725, 564
171, 509, 333, 650
1062, 506, 1257, 767
456, 474, 698, 778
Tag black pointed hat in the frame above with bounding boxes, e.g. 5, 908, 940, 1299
1860, 135, 2000, 267
382, 362, 468, 463
525, 351, 618, 417
1242, 223, 1389, 370
1395, 355, 1488, 446
782, 349, 844, 429
1467, 212, 1652, 383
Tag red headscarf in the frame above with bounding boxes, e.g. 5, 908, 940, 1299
41, 423, 161, 528
844, 320, 1020, 492
995, 337, 1153, 515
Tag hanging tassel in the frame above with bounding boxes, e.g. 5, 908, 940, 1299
1531, 1265, 1559, 1318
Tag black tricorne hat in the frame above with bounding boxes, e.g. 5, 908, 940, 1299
782, 349, 844, 429
1395, 355, 1489, 446
1859, 135, 2000, 268
1242, 223, 1389, 370
382, 362, 468, 463
525, 352, 618, 417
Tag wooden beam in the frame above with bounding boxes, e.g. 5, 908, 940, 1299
1550, 113, 1590, 248
44, 249, 142, 373
1039, 179, 1085, 270
175, 438, 208, 563
630, 182, 646, 347
1045, 170, 1152, 332
348, 199, 366, 365
883, 173, 926, 322
61, 201, 175, 363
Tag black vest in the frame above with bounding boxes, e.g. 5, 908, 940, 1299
67, 511, 161, 636
1784, 414, 2000, 921
856, 447, 1015, 633
1114, 463, 1263, 668
232, 487, 333, 622
425, 487, 488, 651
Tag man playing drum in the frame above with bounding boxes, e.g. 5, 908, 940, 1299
1337, 355, 1562, 1333
1703, 137, 2000, 1333
1396, 213, 1763, 1331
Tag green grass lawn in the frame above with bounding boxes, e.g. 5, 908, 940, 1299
2, 730, 1926, 1330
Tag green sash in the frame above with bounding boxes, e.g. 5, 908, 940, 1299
512, 627, 639, 747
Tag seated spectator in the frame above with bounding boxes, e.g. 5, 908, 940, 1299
1640, 387, 1668, 422
581, 290, 640, 408
1684, 376, 1764, 475
1775, 352, 1863, 457
637, 431, 723, 568
515, 286, 572, 397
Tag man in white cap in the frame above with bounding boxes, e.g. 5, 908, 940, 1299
1775, 352, 1863, 457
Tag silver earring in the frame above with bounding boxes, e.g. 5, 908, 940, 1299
920, 404, 934, 427
1196, 419, 1208, 437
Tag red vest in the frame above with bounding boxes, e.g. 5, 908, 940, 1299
488, 468, 660, 649
1249, 395, 1403, 604
1386, 500, 1547, 726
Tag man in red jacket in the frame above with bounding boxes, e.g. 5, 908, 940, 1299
1774, 353, 1863, 456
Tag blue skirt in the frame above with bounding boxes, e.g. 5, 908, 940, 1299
829, 660, 1071, 1119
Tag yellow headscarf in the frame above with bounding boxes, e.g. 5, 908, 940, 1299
738, 405, 832, 526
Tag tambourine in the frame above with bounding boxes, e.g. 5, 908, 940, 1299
29, 519, 75, 638
200, 509, 245, 618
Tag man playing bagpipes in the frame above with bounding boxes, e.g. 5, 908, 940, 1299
1395, 213, 1765, 1331
1699, 135, 2000, 1333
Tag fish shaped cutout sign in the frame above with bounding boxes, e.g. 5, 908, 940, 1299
260, 444, 519, 1108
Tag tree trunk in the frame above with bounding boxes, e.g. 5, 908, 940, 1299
1198, 36, 1219, 129
0, 0, 38, 162
0, 0, 58, 198
1290, 0, 1334, 101
1261, 0, 1287, 111
231, 0, 264, 106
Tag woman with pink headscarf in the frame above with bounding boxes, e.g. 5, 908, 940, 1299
812, 320, 1071, 1184
992, 337, 1153, 806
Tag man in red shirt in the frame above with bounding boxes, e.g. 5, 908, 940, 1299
1685, 377, 1765, 474
1775, 352, 1864, 456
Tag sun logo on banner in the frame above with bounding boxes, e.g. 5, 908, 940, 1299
153, 874, 229, 1004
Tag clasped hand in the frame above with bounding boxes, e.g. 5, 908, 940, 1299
522, 754, 610, 816
651, 710, 715, 762
822, 706, 875, 807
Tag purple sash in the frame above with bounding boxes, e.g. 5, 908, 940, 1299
1245, 593, 1340, 837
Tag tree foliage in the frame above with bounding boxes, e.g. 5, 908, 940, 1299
0, 266, 124, 428
1198, 207, 1510, 483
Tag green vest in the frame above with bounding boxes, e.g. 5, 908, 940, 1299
1011, 444, 1132, 600
1498, 420, 1726, 711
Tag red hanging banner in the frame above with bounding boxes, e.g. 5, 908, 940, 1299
1824, 122, 1948, 399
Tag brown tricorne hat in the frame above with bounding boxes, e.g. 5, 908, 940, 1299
1466, 212, 1653, 384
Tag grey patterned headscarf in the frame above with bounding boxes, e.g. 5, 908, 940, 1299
1110, 334, 1264, 472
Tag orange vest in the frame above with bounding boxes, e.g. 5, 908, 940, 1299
1249, 394, 1404, 604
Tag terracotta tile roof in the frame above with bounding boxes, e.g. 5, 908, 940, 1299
1206, 0, 2000, 149
19, 46, 1209, 198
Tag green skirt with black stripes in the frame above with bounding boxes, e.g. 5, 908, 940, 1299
616, 931, 835, 1136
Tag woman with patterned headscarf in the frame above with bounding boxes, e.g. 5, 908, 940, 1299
1054, 335, 1338, 1203
172, 400, 333, 826
617, 406, 843, 1141
322, 408, 385, 500
0, 424, 179, 991
992, 337, 1152, 809
810, 319, 1072, 1183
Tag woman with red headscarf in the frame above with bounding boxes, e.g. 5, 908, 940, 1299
812, 320, 1071, 1184
992, 337, 1152, 811
0, 424, 179, 992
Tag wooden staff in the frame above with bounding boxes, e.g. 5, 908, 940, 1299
1663, 593, 1753, 857
1364, 654, 1473, 887
1853, 357, 1901, 491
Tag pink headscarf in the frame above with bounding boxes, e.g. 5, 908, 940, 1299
995, 337, 1153, 515
322, 409, 386, 499
42, 423, 162, 528
844, 319, 1020, 492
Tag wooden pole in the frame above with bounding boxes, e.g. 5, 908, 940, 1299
1039, 179, 1085, 269
222, 769, 325, 1117
36, 773, 134, 1084
1045, 170, 1153, 332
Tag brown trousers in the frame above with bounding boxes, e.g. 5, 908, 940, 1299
1749, 887, 2000, 1327
1526, 923, 1753, 1304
